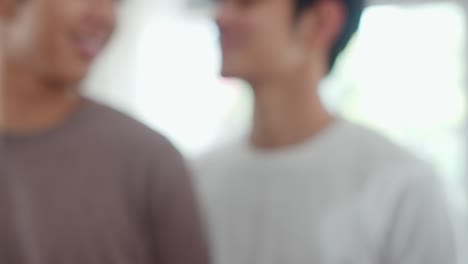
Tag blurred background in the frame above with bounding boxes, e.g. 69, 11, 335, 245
84, 0, 468, 249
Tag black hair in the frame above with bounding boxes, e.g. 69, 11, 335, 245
295, 0, 364, 71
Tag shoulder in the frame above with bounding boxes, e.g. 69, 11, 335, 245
84, 98, 172, 146
81, 98, 183, 166
326, 122, 455, 258
336, 120, 414, 159
334, 120, 429, 172
339, 122, 449, 223
326, 120, 442, 202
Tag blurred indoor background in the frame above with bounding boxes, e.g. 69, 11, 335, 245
84, 0, 468, 253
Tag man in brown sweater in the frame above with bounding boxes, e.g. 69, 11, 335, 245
0, 0, 210, 263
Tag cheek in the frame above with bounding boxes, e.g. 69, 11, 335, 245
251, 29, 287, 60
256, 34, 304, 75
39, 14, 88, 80
247, 14, 289, 54
6, 21, 49, 74
33, 25, 66, 71
29, 24, 88, 83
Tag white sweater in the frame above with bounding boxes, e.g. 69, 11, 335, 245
193, 119, 457, 264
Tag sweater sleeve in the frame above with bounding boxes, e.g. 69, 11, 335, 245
380, 167, 457, 264
148, 138, 211, 264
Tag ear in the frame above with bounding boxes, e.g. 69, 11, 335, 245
0, 0, 16, 21
299, 0, 346, 50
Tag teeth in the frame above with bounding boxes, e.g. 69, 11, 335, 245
78, 37, 103, 56
84, 40, 99, 51
75, 32, 104, 57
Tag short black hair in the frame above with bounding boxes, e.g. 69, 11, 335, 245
295, 0, 364, 71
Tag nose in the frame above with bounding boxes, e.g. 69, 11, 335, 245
214, 1, 235, 31
84, 0, 117, 36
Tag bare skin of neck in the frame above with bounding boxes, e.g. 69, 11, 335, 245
249, 62, 334, 150
0, 62, 82, 134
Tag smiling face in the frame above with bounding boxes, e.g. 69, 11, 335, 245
214, 0, 363, 84
215, 0, 306, 82
3, 0, 118, 85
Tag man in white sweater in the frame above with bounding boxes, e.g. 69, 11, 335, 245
194, 0, 457, 263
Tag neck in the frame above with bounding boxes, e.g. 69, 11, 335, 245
249, 66, 334, 150
0, 62, 82, 134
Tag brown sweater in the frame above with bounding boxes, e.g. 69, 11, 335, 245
0, 98, 210, 264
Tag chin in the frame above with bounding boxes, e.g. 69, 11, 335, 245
220, 63, 247, 79
220, 69, 236, 78
51, 59, 89, 82
68, 69, 88, 83
54, 70, 88, 86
